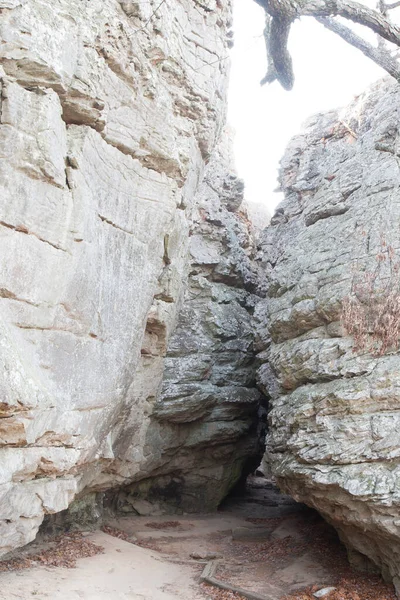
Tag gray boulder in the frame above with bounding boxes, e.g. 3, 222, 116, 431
256, 79, 400, 593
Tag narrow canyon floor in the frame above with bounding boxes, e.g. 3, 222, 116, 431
0, 478, 396, 600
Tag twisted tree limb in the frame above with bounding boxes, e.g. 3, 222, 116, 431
261, 14, 294, 89
255, 0, 400, 89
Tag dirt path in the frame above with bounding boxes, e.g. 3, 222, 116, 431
0, 531, 205, 600
0, 477, 396, 600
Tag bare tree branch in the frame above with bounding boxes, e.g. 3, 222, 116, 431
260, 15, 278, 85
261, 14, 294, 89
385, 1, 400, 10
376, 0, 389, 52
317, 16, 400, 79
255, 0, 400, 89
290, 0, 400, 46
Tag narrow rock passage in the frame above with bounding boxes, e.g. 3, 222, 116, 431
0, 476, 396, 600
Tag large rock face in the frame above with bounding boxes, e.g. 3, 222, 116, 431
0, 0, 263, 555
256, 79, 400, 591
102, 135, 264, 515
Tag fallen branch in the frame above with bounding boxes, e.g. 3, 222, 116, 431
200, 560, 278, 600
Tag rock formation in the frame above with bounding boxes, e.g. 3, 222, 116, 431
104, 135, 264, 516
0, 0, 263, 556
256, 79, 400, 592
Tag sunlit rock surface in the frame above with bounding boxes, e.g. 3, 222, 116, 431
256, 79, 400, 592
0, 0, 263, 554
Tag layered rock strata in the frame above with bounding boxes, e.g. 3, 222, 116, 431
256, 79, 400, 592
0, 0, 263, 555
109, 137, 265, 514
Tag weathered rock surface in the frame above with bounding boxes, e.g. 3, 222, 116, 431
256, 79, 400, 592
103, 135, 265, 515
0, 0, 263, 555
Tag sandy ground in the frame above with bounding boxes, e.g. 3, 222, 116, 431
0, 478, 396, 600
0, 531, 205, 600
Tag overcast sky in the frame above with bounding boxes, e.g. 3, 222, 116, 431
228, 0, 385, 213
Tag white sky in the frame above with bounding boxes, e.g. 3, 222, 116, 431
228, 0, 386, 212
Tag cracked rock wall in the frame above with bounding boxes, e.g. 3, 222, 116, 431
108, 135, 264, 515
0, 0, 262, 555
256, 79, 400, 592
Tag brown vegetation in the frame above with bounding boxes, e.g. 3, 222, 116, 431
341, 237, 400, 355
282, 577, 396, 600
0, 533, 104, 572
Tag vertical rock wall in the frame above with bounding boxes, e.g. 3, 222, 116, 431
0, 0, 263, 555
256, 79, 400, 592
106, 134, 264, 514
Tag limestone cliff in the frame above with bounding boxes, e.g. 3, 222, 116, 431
256, 79, 400, 592
0, 0, 263, 556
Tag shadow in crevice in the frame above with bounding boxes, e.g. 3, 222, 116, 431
218, 473, 311, 520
